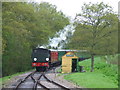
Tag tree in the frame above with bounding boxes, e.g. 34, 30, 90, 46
67, 2, 118, 72
29, 2, 70, 48
2, 2, 70, 76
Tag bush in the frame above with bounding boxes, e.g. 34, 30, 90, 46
79, 56, 118, 84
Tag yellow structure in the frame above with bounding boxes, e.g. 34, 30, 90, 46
62, 52, 78, 73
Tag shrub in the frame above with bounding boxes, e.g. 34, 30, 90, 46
79, 56, 118, 84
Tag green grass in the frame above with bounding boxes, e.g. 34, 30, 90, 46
64, 56, 118, 88
79, 57, 101, 71
79, 56, 118, 83
64, 72, 118, 88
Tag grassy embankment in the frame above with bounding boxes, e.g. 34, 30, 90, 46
64, 55, 118, 88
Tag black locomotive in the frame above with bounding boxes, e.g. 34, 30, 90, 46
32, 48, 50, 71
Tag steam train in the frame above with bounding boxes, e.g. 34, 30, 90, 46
31, 48, 90, 71
32, 48, 66, 71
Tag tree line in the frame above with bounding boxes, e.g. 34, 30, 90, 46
66, 2, 118, 71
2, 2, 119, 76
2, 2, 69, 76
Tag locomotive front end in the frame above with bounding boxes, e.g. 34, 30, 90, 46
31, 48, 50, 71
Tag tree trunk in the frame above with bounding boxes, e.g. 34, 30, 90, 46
91, 54, 94, 72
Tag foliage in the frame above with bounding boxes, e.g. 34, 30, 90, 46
68, 2, 118, 54
2, 2, 69, 76
66, 2, 118, 71
79, 56, 118, 84
102, 54, 119, 65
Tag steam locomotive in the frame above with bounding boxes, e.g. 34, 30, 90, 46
31, 48, 66, 71
32, 48, 50, 71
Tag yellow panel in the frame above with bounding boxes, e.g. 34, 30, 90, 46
62, 58, 72, 65
62, 64, 71, 67
62, 67, 71, 73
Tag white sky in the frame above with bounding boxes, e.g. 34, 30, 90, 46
33, 0, 119, 19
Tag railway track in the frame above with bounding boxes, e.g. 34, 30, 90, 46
14, 71, 70, 90
14, 71, 36, 89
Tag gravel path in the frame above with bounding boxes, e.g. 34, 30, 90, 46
46, 73, 80, 88
2, 71, 33, 88
47, 66, 81, 88
2, 67, 82, 89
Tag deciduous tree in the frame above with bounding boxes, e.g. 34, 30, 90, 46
67, 2, 118, 72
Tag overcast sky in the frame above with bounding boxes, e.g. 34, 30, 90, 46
29, 0, 119, 48
33, 0, 119, 19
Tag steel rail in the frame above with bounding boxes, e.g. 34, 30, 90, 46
14, 71, 36, 90
14, 69, 70, 90
31, 72, 49, 90
37, 81, 49, 90
42, 73, 70, 90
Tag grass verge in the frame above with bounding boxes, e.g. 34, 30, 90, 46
64, 56, 118, 88
64, 72, 118, 88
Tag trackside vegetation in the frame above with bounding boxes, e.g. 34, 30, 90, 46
1, 69, 35, 87
2, 1, 119, 89
64, 2, 118, 88
64, 56, 118, 88
2, 2, 70, 77
66, 2, 118, 72
64, 72, 117, 88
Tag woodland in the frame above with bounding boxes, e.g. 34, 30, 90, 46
2, 2, 119, 77
2, 2, 69, 76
